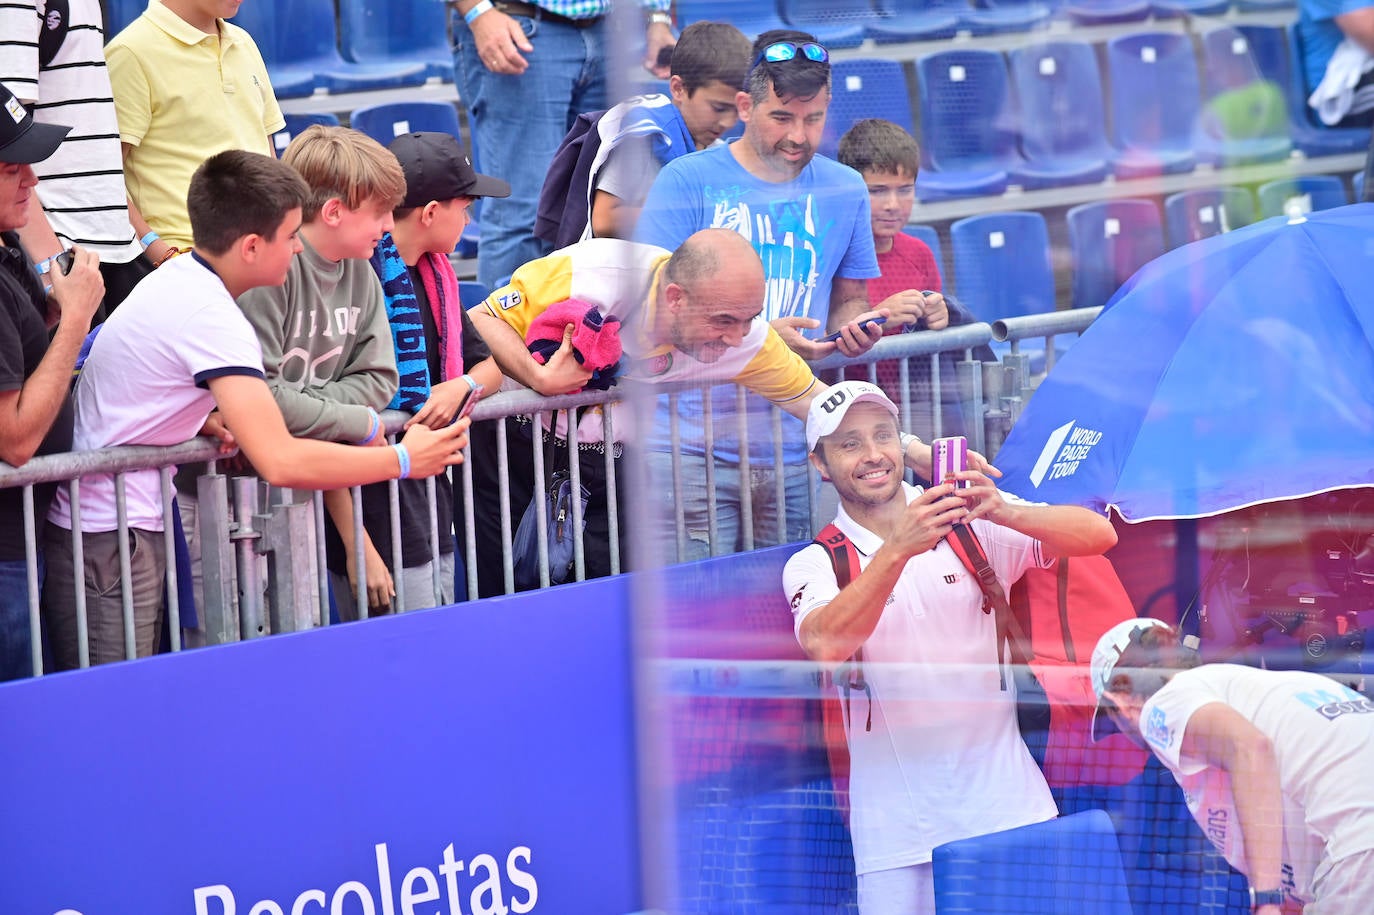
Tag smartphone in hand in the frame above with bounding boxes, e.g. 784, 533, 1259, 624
819, 315, 888, 343
455, 381, 484, 422
931, 435, 969, 488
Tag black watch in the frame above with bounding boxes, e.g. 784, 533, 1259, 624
1249, 887, 1283, 908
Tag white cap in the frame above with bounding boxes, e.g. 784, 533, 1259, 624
1089, 617, 1172, 741
805, 381, 899, 452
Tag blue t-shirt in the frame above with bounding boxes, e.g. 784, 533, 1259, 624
636, 143, 879, 464
1297, 0, 1374, 94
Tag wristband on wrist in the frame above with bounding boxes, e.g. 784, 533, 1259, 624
392, 443, 412, 480
465, 0, 493, 23
140, 231, 160, 248
353, 408, 381, 446
34, 254, 57, 276
647, 10, 673, 26
1248, 888, 1283, 909
900, 432, 921, 453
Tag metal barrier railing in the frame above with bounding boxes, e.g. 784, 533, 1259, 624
0, 311, 1100, 678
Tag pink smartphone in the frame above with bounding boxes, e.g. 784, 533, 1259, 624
931, 435, 969, 488
456, 381, 484, 421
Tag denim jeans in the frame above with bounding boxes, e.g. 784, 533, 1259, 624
451, 10, 607, 289
0, 555, 41, 681
646, 450, 815, 565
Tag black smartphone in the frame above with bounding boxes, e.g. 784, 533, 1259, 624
656, 45, 674, 69
819, 315, 887, 343
54, 249, 76, 275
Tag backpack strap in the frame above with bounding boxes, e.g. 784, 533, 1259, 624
814, 524, 871, 733
945, 522, 1033, 691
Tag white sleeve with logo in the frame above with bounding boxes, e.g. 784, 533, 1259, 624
782, 543, 841, 642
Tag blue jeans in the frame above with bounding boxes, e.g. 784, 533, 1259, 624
0, 555, 41, 681
451, 11, 607, 289
646, 450, 814, 565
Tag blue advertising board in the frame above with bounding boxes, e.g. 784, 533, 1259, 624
0, 576, 642, 915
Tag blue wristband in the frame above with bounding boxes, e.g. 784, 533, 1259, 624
465, 0, 493, 23
353, 408, 381, 446
140, 231, 160, 248
392, 443, 412, 480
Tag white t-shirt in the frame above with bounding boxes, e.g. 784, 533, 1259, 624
1141, 664, 1374, 903
48, 254, 264, 532
783, 483, 1058, 874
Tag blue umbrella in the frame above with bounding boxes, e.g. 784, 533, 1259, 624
995, 203, 1374, 521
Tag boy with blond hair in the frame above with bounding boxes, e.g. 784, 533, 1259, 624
43, 150, 466, 669
236, 124, 402, 445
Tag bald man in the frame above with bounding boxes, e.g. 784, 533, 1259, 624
466, 229, 951, 592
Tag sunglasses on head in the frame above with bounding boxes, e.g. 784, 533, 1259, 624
751, 41, 830, 72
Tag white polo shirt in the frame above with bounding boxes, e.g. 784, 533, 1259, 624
48, 254, 264, 533
1140, 664, 1374, 903
783, 483, 1058, 875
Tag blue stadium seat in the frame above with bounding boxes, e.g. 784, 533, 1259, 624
1104, 33, 1201, 178
349, 102, 463, 147
230, 1, 429, 98
272, 111, 342, 157
819, 60, 915, 159
1235, 0, 1294, 10
104, 0, 144, 37
1062, 0, 1152, 26
1282, 24, 1372, 155
1067, 199, 1165, 310
777, 0, 872, 49
950, 212, 1063, 371
338, 0, 455, 83
458, 281, 491, 310
1164, 187, 1256, 248
1150, 0, 1230, 18
932, 810, 1133, 915
904, 225, 945, 277
867, 0, 966, 43
914, 50, 1021, 201
1357, 169, 1367, 201
1256, 175, 1350, 218
960, 0, 1055, 36
676, 0, 787, 38
1008, 42, 1116, 188
1194, 27, 1294, 166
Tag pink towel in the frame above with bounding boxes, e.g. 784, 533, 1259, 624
525, 298, 623, 373
417, 252, 464, 381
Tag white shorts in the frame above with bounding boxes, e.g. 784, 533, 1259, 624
858, 862, 935, 915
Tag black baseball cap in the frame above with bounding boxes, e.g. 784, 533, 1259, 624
0, 82, 69, 164
388, 131, 510, 208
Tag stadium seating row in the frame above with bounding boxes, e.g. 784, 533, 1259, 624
677, 0, 1298, 47
821, 25, 1370, 202
924, 176, 1349, 321
106, 0, 453, 97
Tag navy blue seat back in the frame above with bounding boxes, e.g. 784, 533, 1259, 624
350, 102, 464, 147
1256, 176, 1350, 218
338, 0, 454, 81
273, 111, 342, 157
1105, 32, 1202, 175
1067, 199, 1165, 310
1164, 187, 1256, 248
950, 212, 1055, 323
1009, 42, 1114, 167
820, 59, 915, 159
933, 810, 1133, 914
916, 49, 1022, 173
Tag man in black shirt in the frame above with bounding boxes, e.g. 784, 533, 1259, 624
0, 84, 104, 678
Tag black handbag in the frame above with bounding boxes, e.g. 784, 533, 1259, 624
511, 412, 589, 589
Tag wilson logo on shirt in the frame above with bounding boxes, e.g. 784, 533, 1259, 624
943, 573, 958, 584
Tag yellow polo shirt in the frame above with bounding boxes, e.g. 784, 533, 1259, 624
107, 2, 284, 250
